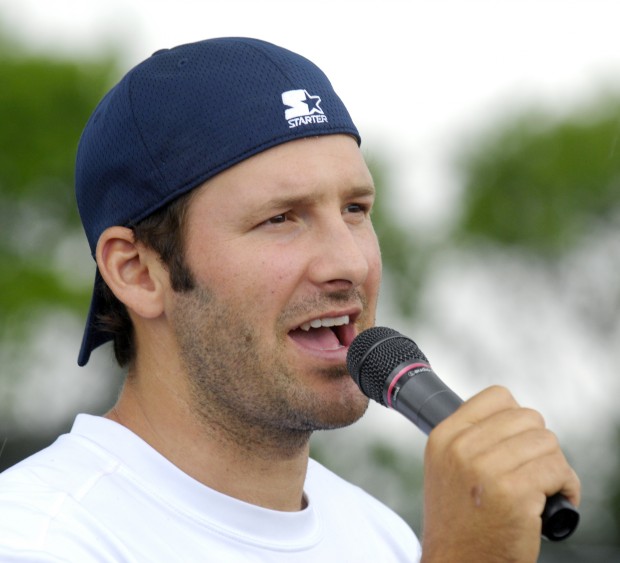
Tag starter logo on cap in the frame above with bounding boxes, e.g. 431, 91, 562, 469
282, 89, 328, 129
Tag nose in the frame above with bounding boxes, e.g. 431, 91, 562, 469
307, 213, 376, 290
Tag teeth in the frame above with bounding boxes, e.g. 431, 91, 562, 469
300, 315, 349, 332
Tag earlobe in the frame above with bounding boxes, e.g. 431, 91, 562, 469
96, 226, 166, 319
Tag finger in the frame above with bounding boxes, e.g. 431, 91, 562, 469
464, 426, 556, 475
458, 426, 581, 516
481, 450, 582, 519
514, 451, 581, 508
450, 406, 547, 459
435, 385, 520, 439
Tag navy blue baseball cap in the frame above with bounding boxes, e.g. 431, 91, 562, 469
75, 37, 360, 366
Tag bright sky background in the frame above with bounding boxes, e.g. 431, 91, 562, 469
3, 0, 620, 228
2, 1, 620, 497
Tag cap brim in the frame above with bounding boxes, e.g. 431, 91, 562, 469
78, 269, 113, 366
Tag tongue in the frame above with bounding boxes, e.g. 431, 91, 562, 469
289, 327, 342, 351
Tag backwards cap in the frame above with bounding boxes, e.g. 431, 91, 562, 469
75, 37, 360, 366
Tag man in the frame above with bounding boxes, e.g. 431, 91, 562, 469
0, 37, 579, 561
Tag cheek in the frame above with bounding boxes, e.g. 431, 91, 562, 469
204, 248, 301, 304
261, 257, 303, 300
364, 232, 383, 285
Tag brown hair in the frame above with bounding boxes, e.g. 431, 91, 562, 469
96, 189, 197, 367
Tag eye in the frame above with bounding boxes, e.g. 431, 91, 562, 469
344, 203, 371, 216
257, 212, 292, 229
265, 213, 288, 225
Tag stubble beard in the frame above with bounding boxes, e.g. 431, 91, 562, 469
171, 283, 371, 460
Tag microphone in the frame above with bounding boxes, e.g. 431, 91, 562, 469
346, 326, 580, 542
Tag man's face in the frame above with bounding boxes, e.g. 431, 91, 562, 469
169, 135, 382, 446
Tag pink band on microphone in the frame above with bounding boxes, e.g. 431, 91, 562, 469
387, 362, 430, 408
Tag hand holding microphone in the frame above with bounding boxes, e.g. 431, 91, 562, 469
347, 327, 580, 551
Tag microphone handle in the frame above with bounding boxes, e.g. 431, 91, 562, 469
388, 366, 579, 541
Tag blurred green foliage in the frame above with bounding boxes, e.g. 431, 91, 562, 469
454, 97, 620, 256
367, 156, 430, 318
0, 42, 117, 341
453, 93, 620, 549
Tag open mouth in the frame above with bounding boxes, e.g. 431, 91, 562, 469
288, 314, 355, 352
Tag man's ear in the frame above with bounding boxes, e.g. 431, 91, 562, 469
96, 226, 167, 320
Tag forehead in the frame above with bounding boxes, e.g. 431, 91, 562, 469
189, 135, 374, 213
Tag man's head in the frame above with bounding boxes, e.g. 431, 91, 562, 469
76, 37, 361, 366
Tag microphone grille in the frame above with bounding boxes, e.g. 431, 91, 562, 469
347, 327, 428, 405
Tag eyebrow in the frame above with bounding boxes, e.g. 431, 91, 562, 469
255, 184, 376, 214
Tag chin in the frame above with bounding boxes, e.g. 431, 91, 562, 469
309, 390, 370, 431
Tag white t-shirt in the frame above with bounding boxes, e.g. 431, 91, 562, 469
0, 415, 421, 562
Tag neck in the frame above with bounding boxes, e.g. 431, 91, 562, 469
106, 370, 311, 512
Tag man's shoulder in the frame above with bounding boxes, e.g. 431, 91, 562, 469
0, 416, 116, 493
0, 420, 104, 519
0, 416, 130, 561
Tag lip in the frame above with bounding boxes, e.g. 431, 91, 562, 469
287, 308, 362, 362
290, 308, 361, 335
